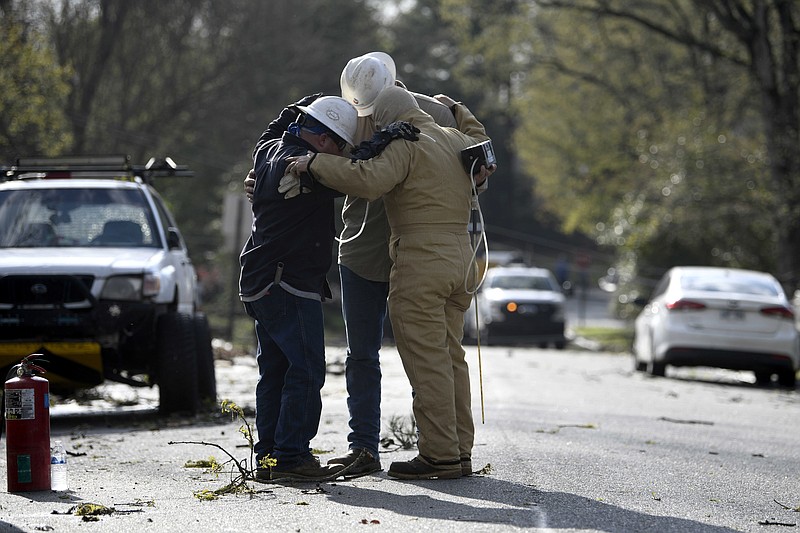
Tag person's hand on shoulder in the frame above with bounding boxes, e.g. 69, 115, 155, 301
434, 94, 458, 108
244, 168, 256, 203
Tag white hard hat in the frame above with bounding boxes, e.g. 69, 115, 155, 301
296, 96, 358, 147
340, 52, 397, 117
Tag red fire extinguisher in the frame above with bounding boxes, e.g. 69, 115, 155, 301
5, 353, 51, 492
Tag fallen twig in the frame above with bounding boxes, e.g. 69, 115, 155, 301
757, 520, 796, 527
774, 499, 800, 512
658, 417, 714, 425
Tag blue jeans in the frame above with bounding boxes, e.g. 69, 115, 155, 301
340, 265, 388, 458
243, 286, 326, 468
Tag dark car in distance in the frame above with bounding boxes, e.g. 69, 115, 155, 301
464, 266, 567, 348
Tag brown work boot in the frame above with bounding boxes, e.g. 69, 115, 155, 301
387, 455, 461, 480
260, 455, 350, 482
327, 448, 382, 478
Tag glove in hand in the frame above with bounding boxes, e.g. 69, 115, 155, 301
350, 121, 420, 161
272, 93, 324, 135
384, 121, 420, 141
289, 92, 323, 110
278, 172, 315, 199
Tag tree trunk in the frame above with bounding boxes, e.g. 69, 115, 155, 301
749, 2, 800, 291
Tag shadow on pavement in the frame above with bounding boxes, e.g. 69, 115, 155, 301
327, 474, 742, 532
648, 371, 798, 393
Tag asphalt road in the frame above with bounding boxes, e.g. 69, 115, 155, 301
0, 343, 798, 533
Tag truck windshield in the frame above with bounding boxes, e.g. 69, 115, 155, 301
0, 188, 161, 248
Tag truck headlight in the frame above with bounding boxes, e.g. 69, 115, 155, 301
101, 276, 143, 301
143, 273, 160, 296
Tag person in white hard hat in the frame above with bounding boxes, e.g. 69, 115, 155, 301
239, 95, 358, 482
325, 52, 494, 480
286, 85, 492, 480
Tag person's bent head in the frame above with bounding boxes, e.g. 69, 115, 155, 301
294, 96, 358, 155
340, 51, 396, 117
372, 86, 420, 129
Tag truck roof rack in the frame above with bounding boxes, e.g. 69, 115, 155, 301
1, 155, 194, 184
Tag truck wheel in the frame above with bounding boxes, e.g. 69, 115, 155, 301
156, 312, 199, 414
193, 312, 217, 407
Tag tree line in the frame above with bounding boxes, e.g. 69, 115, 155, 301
2, 0, 799, 329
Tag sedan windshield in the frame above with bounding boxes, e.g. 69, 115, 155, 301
680, 274, 779, 297
0, 188, 161, 248
490, 275, 556, 291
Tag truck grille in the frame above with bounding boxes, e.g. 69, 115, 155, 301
0, 275, 95, 308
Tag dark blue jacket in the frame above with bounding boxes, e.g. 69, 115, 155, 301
239, 129, 341, 302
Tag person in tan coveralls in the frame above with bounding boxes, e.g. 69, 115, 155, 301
286, 85, 492, 480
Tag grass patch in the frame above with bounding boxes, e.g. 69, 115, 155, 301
573, 326, 634, 353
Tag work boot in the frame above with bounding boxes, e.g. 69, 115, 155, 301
387, 455, 461, 480
327, 448, 382, 478
258, 455, 351, 482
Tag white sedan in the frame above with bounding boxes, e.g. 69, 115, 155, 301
633, 266, 799, 387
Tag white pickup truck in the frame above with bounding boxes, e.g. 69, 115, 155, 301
0, 155, 215, 414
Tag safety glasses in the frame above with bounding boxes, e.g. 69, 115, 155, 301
298, 113, 347, 151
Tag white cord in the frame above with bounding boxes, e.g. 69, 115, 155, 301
465, 158, 489, 295
464, 158, 489, 425
337, 159, 489, 283
336, 198, 370, 244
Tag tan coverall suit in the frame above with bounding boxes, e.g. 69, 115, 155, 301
306, 86, 491, 469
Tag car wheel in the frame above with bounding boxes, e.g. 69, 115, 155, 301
754, 371, 773, 386
777, 370, 797, 388
193, 312, 217, 407
633, 357, 647, 372
646, 336, 665, 376
156, 311, 199, 414
648, 361, 666, 377
555, 341, 566, 350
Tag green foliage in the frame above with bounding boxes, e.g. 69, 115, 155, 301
73, 502, 115, 518
438, 0, 546, 234
170, 399, 274, 499
573, 326, 634, 353
379, 0, 462, 99
0, 21, 72, 160
505, 1, 783, 283
183, 457, 223, 471
1, 0, 386, 340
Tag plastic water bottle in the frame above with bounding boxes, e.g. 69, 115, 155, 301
50, 440, 68, 491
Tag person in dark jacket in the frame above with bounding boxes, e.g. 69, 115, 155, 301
239, 95, 357, 482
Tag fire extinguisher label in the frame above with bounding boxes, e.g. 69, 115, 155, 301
5, 388, 35, 420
